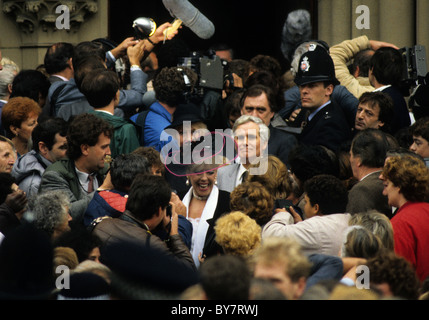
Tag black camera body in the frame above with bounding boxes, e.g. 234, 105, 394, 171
178, 51, 225, 95
400, 45, 429, 120
166, 204, 172, 218
400, 45, 427, 87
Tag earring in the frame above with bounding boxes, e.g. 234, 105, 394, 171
214, 179, 217, 185
186, 179, 190, 186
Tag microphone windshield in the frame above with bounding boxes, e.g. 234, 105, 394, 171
162, 0, 215, 39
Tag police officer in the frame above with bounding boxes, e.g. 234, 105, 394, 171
293, 44, 352, 152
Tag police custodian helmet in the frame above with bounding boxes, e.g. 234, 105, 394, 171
294, 44, 340, 86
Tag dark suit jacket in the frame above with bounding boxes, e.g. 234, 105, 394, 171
382, 86, 411, 134
48, 75, 65, 84
299, 100, 352, 152
202, 190, 231, 258
268, 125, 298, 167
346, 171, 392, 219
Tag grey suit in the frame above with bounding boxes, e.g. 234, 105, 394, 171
346, 171, 392, 218
217, 163, 241, 193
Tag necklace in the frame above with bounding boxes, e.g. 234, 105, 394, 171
192, 190, 208, 201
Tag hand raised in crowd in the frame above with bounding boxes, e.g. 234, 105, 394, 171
288, 206, 303, 223
127, 39, 147, 66
110, 37, 139, 60
5, 189, 27, 220
149, 22, 180, 44
369, 40, 399, 51
163, 201, 179, 236
170, 192, 187, 217
275, 206, 303, 224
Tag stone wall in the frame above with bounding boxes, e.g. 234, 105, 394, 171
1, 1, 428, 71
0, 0, 108, 69
317, 0, 429, 69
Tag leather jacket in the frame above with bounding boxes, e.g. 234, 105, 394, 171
91, 210, 196, 272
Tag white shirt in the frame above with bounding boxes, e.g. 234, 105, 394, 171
51, 75, 69, 82
182, 186, 219, 268
373, 85, 391, 92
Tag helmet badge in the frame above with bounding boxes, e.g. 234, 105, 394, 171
300, 56, 310, 73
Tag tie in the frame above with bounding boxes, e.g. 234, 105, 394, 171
87, 174, 94, 193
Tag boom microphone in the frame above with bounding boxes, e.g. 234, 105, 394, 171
162, 0, 215, 40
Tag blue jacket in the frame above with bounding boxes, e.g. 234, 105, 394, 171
131, 101, 176, 153
83, 189, 127, 226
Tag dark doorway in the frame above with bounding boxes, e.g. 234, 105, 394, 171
108, 1, 317, 69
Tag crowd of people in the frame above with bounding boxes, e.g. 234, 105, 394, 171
1, 14, 429, 302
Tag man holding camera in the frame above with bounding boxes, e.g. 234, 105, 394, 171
91, 174, 196, 271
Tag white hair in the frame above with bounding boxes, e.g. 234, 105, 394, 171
232, 115, 270, 143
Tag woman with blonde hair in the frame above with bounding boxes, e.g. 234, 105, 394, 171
348, 210, 394, 251
214, 211, 261, 258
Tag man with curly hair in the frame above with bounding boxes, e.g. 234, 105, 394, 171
230, 181, 274, 227
262, 174, 350, 256
365, 250, 420, 299
380, 155, 429, 282
131, 66, 197, 153
39, 113, 113, 223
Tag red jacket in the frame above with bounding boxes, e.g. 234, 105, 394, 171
392, 201, 429, 282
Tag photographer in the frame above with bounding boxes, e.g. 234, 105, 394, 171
91, 174, 196, 272
330, 35, 411, 134
329, 35, 399, 99
177, 51, 232, 132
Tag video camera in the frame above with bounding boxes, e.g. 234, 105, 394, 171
400, 45, 428, 87
400, 45, 429, 119
178, 51, 226, 96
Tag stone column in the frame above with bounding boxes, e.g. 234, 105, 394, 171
317, 0, 419, 48
379, 0, 415, 47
